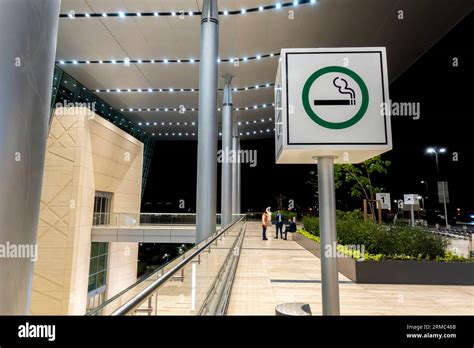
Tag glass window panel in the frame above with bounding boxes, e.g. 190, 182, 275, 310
98, 243, 107, 256
88, 275, 97, 292
97, 271, 106, 288
90, 243, 99, 258
97, 255, 106, 271
89, 257, 98, 275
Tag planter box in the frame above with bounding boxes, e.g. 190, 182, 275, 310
293, 233, 474, 285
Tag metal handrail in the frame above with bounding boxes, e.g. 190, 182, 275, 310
87, 252, 180, 316
110, 215, 246, 316
199, 221, 247, 315
92, 212, 223, 227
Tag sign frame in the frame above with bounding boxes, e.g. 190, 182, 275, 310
275, 47, 392, 164
375, 192, 391, 210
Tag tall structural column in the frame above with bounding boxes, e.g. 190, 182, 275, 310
195, 0, 219, 243
232, 122, 239, 215
236, 138, 241, 214
0, 0, 60, 314
220, 74, 233, 227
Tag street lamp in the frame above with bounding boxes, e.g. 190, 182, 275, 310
420, 180, 429, 195
425, 147, 448, 227
420, 180, 429, 209
425, 147, 446, 180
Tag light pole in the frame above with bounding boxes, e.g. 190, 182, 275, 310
420, 180, 429, 196
425, 147, 448, 228
426, 147, 446, 180
420, 180, 429, 211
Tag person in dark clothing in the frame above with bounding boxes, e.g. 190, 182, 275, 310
283, 218, 297, 240
274, 210, 284, 239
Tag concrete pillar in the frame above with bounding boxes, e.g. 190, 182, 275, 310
232, 120, 239, 215
231, 136, 241, 215
220, 74, 233, 227
195, 0, 219, 243
236, 138, 241, 214
0, 0, 60, 314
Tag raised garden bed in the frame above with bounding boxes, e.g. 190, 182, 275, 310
292, 232, 474, 285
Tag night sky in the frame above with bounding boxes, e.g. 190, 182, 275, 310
142, 11, 474, 213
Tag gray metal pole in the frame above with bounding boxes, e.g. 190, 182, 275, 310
443, 200, 449, 228
410, 204, 415, 227
316, 156, 340, 315
0, 0, 60, 314
236, 138, 241, 214
220, 74, 233, 227
195, 0, 219, 243
232, 129, 239, 216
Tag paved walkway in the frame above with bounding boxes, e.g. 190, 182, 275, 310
227, 222, 474, 315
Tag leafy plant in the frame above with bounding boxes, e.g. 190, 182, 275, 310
271, 210, 297, 222
298, 210, 468, 262
303, 215, 319, 236
334, 156, 391, 219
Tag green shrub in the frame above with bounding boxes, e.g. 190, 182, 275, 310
271, 210, 297, 222
303, 216, 319, 236
299, 210, 463, 261
298, 229, 320, 243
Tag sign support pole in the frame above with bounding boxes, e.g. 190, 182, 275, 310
315, 156, 340, 315
377, 200, 382, 224
410, 204, 415, 227
443, 200, 448, 228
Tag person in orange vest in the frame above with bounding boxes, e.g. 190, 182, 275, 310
261, 209, 269, 240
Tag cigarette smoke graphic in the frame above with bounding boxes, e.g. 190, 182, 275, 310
333, 77, 356, 105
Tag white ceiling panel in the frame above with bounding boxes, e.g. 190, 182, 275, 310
56, 0, 474, 140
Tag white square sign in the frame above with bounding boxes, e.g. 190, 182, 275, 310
275, 47, 392, 164
376, 193, 391, 210
404, 194, 416, 205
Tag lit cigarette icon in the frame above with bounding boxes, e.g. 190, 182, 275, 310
314, 77, 356, 106
314, 99, 353, 106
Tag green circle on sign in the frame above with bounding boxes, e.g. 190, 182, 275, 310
302, 66, 369, 129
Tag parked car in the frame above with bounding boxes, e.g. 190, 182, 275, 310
456, 211, 474, 226
424, 209, 457, 226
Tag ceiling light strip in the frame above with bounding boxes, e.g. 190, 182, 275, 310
136, 118, 273, 127
94, 83, 274, 93
60, 1, 318, 18
122, 103, 275, 112
57, 53, 278, 65
151, 128, 275, 138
